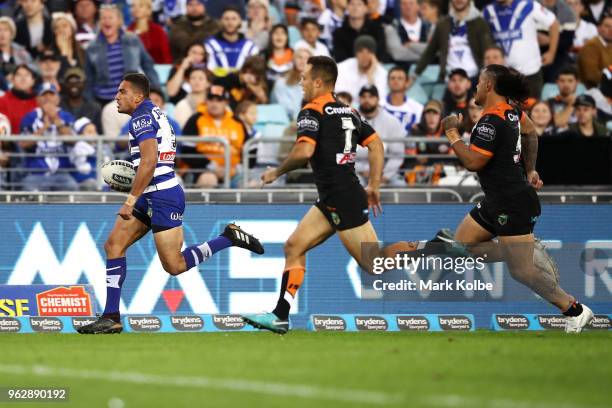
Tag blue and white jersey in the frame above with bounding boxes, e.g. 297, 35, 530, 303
20, 108, 75, 173
205, 34, 259, 75
128, 99, 177, 190
383, 96, 424, 135
483, 0, 556, 76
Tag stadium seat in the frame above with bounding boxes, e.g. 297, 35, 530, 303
165, 102, 175, 120
431, 83, 446, 101
406, 83, 429, 105
255, 104, 290, 128
288, 26, 302, 48
154, 64, 172, 84
413, 64, 440, 84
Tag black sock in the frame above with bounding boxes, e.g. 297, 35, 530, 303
272, 271, 290, 320
562, 302, 583, 317
102, 312, 121, 323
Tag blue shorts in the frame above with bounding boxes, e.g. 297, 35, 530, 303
132, 185, 185, 233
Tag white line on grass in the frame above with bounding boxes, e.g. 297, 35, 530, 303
423, 394, 603, 408
0, 364, 402, 406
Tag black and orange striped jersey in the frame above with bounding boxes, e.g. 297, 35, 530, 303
296, 92, 379, 199
469, 101, 529, 199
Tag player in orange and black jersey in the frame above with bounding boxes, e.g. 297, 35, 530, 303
241, 56, 385, 334
441, 65, 592, 332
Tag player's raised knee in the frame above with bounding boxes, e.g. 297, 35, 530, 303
161, 261, 184, 276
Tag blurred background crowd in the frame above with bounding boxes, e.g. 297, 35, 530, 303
0, 0, 609, 190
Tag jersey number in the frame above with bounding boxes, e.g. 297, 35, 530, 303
341, 117, 355, 153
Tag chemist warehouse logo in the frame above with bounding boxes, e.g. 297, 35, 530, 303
36, 286, 93, 316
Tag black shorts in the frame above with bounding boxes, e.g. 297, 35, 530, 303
315, 187, 369, 231
470, 187, 541, 236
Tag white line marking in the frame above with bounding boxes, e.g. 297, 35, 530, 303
0, 364, 401, 406
423, 394, 604, 408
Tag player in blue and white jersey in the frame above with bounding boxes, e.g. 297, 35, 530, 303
78, 73, 264, 334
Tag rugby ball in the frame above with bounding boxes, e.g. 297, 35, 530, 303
101, 160, 136, 192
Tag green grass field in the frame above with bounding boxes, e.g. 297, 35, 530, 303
0, 331, 610, 408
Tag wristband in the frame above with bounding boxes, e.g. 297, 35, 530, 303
445, 128, 461, 145
125, 194, 137, 206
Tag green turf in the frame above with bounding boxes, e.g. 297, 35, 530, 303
0, 331, 610, 408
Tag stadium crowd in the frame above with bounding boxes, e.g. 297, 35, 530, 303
0, 0, 609, 190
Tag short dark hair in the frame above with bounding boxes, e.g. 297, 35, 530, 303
388, 66, 407, 78
222, 5, 242, 17
307, 56, 338, 86
484, 64, 530, 105
300, 17, 320, 29
150, 87, 165, 102
122, 72, 150, 98
556, 65, 578, 80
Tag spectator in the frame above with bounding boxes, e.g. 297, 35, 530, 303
37, 49, 62, 90
174, 64, 210, 129
462, 97, 483, 139
85, 3, 159, 105
271, 47, 312, 120
166, 42, 207, 105
395, 0, 431, 44
577, 12, 612, 87
547, 65, 579, 129
0, 16, 32, 79
483, 0, 560, 98
336, 90, 353, 105
335, 35, 388, 102
483, 44, 506, 66
205, 6, 259, 77
218, 55, 269, 107
415, 0, 493, 82
585, 65, 612, 120
420, 0, 442, 40
566, 0, 598, 52
73, 0, 98, 49
15, 0, 53, 58
407, 99, 447, 185
318, 0, 347, 50
70, 117, 100, 190
0, 112, 11, 187
538, 0, 579, 81
245, 0, 272, 51
182, 84, 247, 188
567, 94, 608, 136
263, 24, 294, 81
19, 82, 77, 191
128, 0, 173, 64
60, 67, 101, 131
332, 0, 387, 62
355, 84, 406, 186
582, 0, 611, 25
529, 100, 557, 136
0, 64, 38, 133
169, 0, 218, 63
383, 66, 423, 134
294, 17, 331, 57
120, 87, 181, 135
51, 12, 86, 76
442, 68, 472, 124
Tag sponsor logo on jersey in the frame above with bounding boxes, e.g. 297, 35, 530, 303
355, 316, 388, 331
0, 317, 21, 332
170, 212, 183, 221
311, 315, 346, 331
497, 214, 508, 226
132, 115, 153, 132
212, 314, 246, 330
537, 315, 566, 330
336, 152, 356, 164
507, 112, 520, 122
128, 316, 162, 332
396, 316, 430, 331
171, 315, 204, 331
331, 212, 340, 225
297, 117, 319, 132
324, 106, 353, 115
438, 315, 472, 330
36, 286, 93, 316
159, 151, 176, 162
30, 316, 63, 332
496, 314, 530, 330
475, 123, 496, 141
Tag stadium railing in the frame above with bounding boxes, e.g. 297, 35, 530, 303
0, 135, 232, 189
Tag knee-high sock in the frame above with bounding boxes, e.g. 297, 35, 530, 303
272, 267, 305, 320
103, 257, 126, 319
182, 236, 232, 270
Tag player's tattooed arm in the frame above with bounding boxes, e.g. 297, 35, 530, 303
261, 141, 315, 185
520, 114, 544, 189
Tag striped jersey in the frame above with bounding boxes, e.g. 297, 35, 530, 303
128, 99, 177, 188
205, 34, 259, 76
